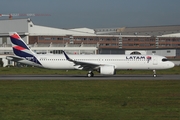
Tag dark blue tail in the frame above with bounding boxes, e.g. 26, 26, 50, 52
9, 32, 41, 65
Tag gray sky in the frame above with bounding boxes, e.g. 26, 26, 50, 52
1, 0, 180, 28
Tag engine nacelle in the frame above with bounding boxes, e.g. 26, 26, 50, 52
99, 65, 116, 75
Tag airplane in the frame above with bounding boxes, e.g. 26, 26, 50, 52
6, 32, 174, 77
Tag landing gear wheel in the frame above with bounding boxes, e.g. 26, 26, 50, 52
153, 70, 157, 77
87, 71, 94, 77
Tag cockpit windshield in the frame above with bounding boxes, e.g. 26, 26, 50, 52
162, 58, 168, 62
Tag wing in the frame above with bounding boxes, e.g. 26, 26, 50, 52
72, 60, 100, 70
62, 51, 101, 70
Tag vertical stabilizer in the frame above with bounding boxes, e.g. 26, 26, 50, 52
9, 32, 41, 65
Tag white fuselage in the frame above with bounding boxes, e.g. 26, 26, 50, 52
18, 54, 174, 70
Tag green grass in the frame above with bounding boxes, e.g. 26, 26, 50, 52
0, 66, 179, 119
0, 66, 180, 75
0, 80, 179, 120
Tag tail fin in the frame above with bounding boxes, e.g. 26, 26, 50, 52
9, 32, 35, 57
9, 32, 41, 65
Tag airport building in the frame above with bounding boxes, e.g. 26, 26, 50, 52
0, 18, 180, 66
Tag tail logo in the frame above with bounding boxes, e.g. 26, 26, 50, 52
9, 32, 42, 65
10, 33, 29, 50
13, 45, 26, 51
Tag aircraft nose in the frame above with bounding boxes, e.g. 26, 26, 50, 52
168, 61, 175, 68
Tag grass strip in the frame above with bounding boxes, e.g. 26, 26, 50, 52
0, 80, 179, 120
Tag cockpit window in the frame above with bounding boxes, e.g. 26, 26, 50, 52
162, 58, 168, 62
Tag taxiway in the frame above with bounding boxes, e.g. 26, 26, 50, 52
0, 75, 179, 80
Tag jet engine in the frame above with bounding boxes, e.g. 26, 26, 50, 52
98, 65, 116, 75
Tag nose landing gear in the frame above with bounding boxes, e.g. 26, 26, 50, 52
153, 70, 157, 77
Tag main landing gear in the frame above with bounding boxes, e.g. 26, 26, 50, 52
153, 70, 157, 77
87, 71, 94, 77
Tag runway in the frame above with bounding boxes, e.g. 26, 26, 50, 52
0, 75, 180, 80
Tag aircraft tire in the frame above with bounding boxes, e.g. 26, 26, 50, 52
87, 72, 94, 77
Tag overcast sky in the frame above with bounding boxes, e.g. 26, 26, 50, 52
1, 0, 180, 28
